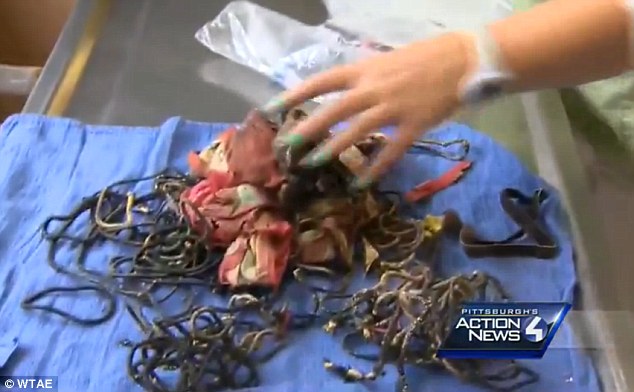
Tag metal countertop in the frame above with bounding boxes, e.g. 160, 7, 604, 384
22, 0, 634, 391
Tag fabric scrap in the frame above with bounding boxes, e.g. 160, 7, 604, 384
296, 199, 364, 268
405, 160, 472, 203
224, 110, 285, 189
219, 211, 292, 289
181, 180, 277, 247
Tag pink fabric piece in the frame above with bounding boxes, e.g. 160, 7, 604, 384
224, 111, 285, 190
181, 179, 275, 247
219, 213, 292, 289
188, 111, 285, 190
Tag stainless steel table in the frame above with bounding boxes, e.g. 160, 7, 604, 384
23, 0, 634, 390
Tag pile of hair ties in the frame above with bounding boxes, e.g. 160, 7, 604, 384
21, 108, 547, 392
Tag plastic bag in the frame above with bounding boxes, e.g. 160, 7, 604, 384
195, 0, 513, 102
195, 1, 381, 102
323, 0, 513, 47
0, 65, 41, 96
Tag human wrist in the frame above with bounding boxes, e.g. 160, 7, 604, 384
452, 29, 514, 106
486, 0, 631, 92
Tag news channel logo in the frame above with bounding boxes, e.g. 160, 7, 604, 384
437, 302, 571, 359
0, 376, 57, 391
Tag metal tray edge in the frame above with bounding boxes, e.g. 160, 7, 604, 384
522, 91, 632, 392
23, 0, 104, 115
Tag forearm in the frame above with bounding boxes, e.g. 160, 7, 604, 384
488, 0, 632, 92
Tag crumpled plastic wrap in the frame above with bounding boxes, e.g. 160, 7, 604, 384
322, 0, 512, 47
195, 0, 512, 103
195, 1, 373, 102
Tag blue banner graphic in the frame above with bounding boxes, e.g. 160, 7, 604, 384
437, 302, 571, 359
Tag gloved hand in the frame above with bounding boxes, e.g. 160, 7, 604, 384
268, 0, 633, 188
268, 32, 477, 189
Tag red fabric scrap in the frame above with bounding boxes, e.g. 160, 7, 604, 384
180, 179, 275, 247
187, 111, 285, 190
405, 161, 472, 203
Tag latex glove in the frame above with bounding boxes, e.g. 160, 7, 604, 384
268, 32, 475, 189
267, 0, 633, 188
